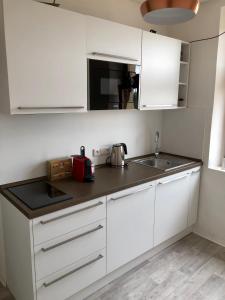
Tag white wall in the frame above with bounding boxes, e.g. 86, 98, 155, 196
0, 110, 162, 185
0, 0, 165, 284
162, 0, 225, 247
162, 0, 222, 159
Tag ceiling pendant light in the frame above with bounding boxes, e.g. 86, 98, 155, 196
140, 0, 200, 25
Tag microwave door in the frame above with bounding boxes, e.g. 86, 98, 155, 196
119, 87, 131, 109
120, 71, 138, 109
101, 77, 121, 110
89, 64, 123, 110
89, 59, 140, 110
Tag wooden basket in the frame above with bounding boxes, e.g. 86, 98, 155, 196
48, 157, 72, 181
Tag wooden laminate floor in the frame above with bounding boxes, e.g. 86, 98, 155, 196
87, 234, 225, 300
1, 234, 225, 300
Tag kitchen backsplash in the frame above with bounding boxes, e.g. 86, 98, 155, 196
0, 110, 162, 185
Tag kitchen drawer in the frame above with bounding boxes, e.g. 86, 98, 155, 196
33, 197, 106, 245
36, 249, 106, 300
34, 220, 106, 281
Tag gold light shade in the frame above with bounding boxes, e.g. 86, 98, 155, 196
140, 0, 200, 25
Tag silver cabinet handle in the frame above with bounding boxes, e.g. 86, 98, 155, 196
18, 106, 85, 110
111, 185, 153, 201
158, 175, 188, 185
41, 225, 103, 252
142, 104, 177, 108
191, 170, 200, 174
43, 254, 103, 288
90, 52, 138, 62
40, 202, 104, 225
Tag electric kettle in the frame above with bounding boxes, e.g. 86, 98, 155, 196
110, 143, 128, 167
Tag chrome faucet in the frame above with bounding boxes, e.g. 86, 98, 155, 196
155, 131, 160, 158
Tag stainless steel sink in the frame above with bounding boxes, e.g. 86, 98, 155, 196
132, 155, 193, 172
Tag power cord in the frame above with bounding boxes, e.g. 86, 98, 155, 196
190, 30, 225, 43
149, 28, 225, 44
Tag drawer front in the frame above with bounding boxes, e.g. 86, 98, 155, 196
35, 220, 106, 281
33, 197, 106, 245
36, 249, 106, 300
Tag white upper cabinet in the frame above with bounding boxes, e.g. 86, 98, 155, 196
0, 0, 187, 114
1, 0, 87, 114
86, 16, 142, 64
140, 32, 181, 110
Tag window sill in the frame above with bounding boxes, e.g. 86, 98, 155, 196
208, 166, 225, 173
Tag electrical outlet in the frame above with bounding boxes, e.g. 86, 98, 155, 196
93, 148, 111, 157
100, 148, 111, 156
93, 149, 101, 157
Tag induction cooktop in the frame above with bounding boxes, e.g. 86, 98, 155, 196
8, 181, 73, 210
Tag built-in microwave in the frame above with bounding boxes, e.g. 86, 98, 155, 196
88, 59, 141, 110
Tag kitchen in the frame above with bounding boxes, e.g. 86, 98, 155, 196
0, 0, 225, 299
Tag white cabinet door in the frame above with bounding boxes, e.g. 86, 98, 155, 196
188, 167, 201, 226
140, 32, 181, 110
86, 16, 142, 64
3, 0, 87, 114
154, 172, 189, 246
107, 182, 155, 273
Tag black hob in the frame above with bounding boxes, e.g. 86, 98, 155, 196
8, 181, 73, 210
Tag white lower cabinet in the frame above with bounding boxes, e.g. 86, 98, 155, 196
34, 220, 106, 281
154, 168, 201, 246
36, 249, 106, 300
107, 182, 155, 273
188, 167, 201, 226
2, 166, 201, 300
1, 196, 107, 300
33, 201, 107, 299
33, 197, 106, 245
154, 172, 190, 246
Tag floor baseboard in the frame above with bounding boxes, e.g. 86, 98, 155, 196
194, 229, 225, 248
